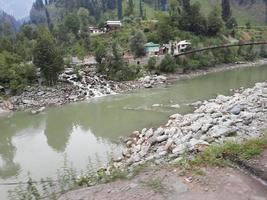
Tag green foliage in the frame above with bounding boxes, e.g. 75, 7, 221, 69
0, 51, 36, 94
64, 13, 80, 35
192, 134, 267, 167
146, 56, 157, 70
222, 0, 231, 23
207, 7, 224, 36
179, 2, 207, 35
125, 0, 135, 16
33, 28, 64, 86
129, 30, 147, 57
96, 41, 140, 81
159, 54, 178, 72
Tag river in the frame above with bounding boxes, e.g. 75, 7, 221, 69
0, 64, 267, 199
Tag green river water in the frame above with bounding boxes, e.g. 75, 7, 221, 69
0, 65, 267, 199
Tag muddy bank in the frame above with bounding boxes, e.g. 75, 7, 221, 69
0, 59, 267, 115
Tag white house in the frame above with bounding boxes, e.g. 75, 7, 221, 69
164, 40, 191, 55
177, 40, 191, 52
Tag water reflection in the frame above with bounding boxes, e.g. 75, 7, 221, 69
0, 64, 266, 187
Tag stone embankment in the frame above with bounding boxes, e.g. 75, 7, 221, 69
0, 66, 167, 114
113, 82, 267, 169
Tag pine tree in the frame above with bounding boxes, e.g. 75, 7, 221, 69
140, 0, 144, 18
126, 0, 134, 16
117, 0, 123, 19
33, 28, 63, 86
45, 8, 53, 31
221, 0, 231, 22
129, 30, 147, 57
264, 0, 267, 25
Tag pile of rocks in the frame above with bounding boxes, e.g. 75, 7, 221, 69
113, 82, 267, 168
59, 67, 118, 97
0, 67, 169, 113
139, 75, 167, 88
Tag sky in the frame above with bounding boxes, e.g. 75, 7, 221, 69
0, 0, 35, 19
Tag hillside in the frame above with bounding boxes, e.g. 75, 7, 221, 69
192, 0, 267, 26
27, 0, 267, 26
0, 9, 20, 34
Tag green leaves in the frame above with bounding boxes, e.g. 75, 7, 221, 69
33, 28, 64, 86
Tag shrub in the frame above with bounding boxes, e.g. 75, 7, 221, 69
146, 57, 157, 70
159, 54, 178, 73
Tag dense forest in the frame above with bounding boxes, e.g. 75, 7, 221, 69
1, 0, 267, 94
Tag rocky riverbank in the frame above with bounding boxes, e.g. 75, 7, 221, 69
0, 59, 266, 115
112, 82, 267, 169
0, 66, 167, 114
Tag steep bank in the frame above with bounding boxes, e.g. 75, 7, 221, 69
0, 59, 266, 116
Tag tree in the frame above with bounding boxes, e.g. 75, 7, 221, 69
140, 0, 144, 19
129, 30, 147, 57
179, 2, 207, 35
126, 0, 135, 16
159, 54, 177, 72
95, 42, 106, 65
45, 7, 53, 31
169, 0, 181, 23
117, 0, 123, 19
33, 28, 63, 86
64, 13, 80, 35
78, 7, 90, 28
222, 0, 231, 22
207, 7, 223, 36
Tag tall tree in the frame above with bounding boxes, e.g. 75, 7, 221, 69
33, 28, 63, 86
221, 0, 231, 22
45, 8, 53, 31
264, 0, 267, 24
126, 0, 135, 16
64, 13, 80, 35
140, 0, 144, 18
117, 0, 123, 19
129, 30, 147, 57
207, 7, 223, 36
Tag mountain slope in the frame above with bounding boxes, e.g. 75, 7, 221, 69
0, 9, 20, 33
192, 0, 266, 26
0, 0, 34, 19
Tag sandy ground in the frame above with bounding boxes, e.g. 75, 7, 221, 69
59, 151, 267, 200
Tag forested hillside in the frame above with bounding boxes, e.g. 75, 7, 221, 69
0, 9, 19, 35
1, 0, 267, 95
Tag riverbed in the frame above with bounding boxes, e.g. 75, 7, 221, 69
0, 64, 267, 199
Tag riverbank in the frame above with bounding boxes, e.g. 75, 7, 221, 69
0, 59, 267, 116
58, 82, 267, 199
112, 81, 267, 169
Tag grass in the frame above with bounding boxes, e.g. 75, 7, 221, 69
173, 134, 267, 169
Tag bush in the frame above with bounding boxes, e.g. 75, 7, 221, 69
146, 57, 157, 70
0, 51, 37, 94
159, 54, 178, 73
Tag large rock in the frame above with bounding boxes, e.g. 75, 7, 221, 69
208, 125, 236, 138
172, 144, 187, 154
217, 95, 229, 102
156, 135, 168, 143
229, 104, 244, 115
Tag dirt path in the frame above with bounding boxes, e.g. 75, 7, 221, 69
59, 153, 267, 200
